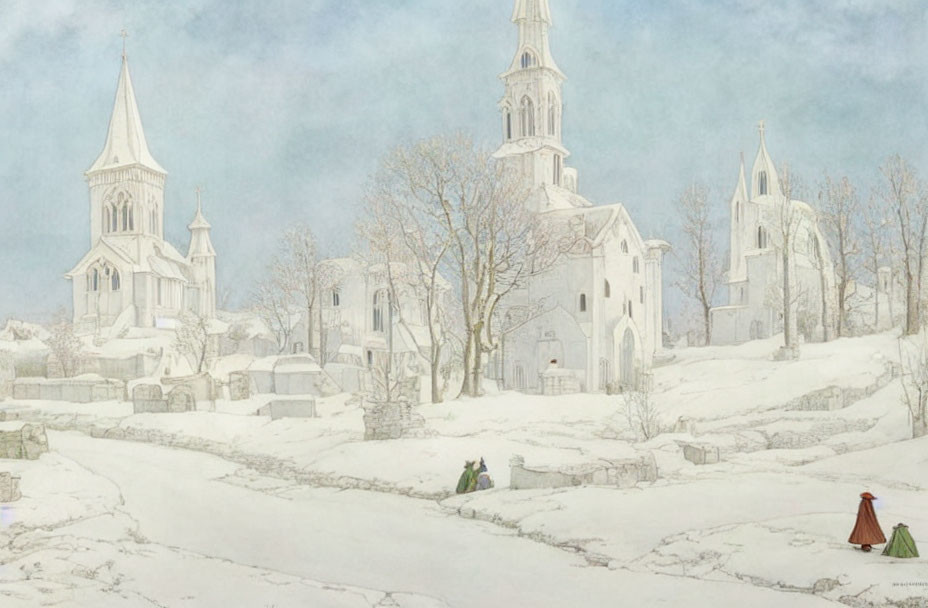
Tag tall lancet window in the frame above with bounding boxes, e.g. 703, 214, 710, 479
104, 208, 111, 234
128, 205, 134, 231
506, 110, 512, 141
521, 51, 537, 69
758, 171, 768, 196
88, 268, 99, 292
373, 290, 387, 333
547, 93, 557, 136
553, 155, 562, 186
520, 96, 535, 137
111, 269, 121, 291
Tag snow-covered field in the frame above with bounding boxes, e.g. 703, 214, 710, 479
2, 331, 926, 606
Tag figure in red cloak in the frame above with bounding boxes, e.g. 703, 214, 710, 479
848, 491, 886, 552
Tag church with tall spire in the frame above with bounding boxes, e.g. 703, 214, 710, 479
493, 0, 670, 394
710, 123, 836, 345
66, 40, 217, 332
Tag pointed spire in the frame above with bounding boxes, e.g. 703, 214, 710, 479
512, 0, 552, 24
188, 186, 212, 232
751, 120, 780, 199
733, 152, 748, 203
505, 0, 563, 78
87, 38, 166, 176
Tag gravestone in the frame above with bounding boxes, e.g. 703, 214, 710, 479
229, 372, 251, 401
132, 384, 168, 414
167, 386, 196, 413
0, 472, 21, 502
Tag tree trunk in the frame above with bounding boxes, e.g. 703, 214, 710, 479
819, 267, 829, 342
317, 302, 326, 365
906, 269, 919, 335
702, 303, 711, 347
783, 251, 793, 347
306, 304, 314, 355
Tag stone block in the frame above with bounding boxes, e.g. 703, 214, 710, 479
256, 399, 316, 420
682, 443, 721, 465
0, 422, 49, 460
0, 472, 21, 502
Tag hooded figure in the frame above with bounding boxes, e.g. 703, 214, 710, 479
883, 523, 919, 558
455, 461, 478, 494
476, 457, 494, 491
848, 491, 886, 552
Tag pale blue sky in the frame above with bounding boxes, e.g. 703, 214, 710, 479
1, 0, 926, 322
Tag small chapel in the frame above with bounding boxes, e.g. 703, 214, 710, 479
66, 44, 217, 333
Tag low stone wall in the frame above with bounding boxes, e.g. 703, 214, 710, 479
541, 369, 582, 396
362, 399, 426, 440
681, 442, 721, 465
0, 471, 22, 502
12, 377, 125, 403
785, 361, 898, 412
256, 399, 316, 421
509, 453, 658, 490
0, 422, 49, 460
132, 384, 168, 414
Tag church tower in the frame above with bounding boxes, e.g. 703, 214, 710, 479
496, 0, 575, 206
186, 189, 216, 317
85, 43, 167, 257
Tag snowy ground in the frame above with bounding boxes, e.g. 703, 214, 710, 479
2, 331, 927, 606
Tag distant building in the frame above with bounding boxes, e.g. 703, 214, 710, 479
66, 48, 216, 332
710, 123, 836, 345
492, 0, 670, 393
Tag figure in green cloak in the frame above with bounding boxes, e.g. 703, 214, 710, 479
455, 460, 478, 494
883, 523, 919, 558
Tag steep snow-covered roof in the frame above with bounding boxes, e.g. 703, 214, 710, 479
87, 55, 166, 176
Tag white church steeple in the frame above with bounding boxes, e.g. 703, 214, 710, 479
186, 187, 216, 316
496, 0, 574, 205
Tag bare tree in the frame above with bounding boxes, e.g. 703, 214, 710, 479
280, 225, 322, 359
880, 155, 928, 335
773, 165, 806, 350
358, 165, 453, 403
817, 175, 860, 337
861, 194, 891, 331
45, 310, 83, 378
898, 333, 928, 438
622, 381, 662, 441
174, 312, 214, 374
672, 182, 722, 345
251, 278, 294, 354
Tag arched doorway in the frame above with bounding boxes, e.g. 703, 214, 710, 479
513, 365, 526, 391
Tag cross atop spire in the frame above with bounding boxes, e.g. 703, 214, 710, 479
757, 119, 766, 140
194, 185, 204, 213
120, 28, 129, 59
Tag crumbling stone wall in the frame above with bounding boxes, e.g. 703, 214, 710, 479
0, 422, 49, 460
362, 399, 426, 441
509, 453, 658, 490
132, 384, 168, 414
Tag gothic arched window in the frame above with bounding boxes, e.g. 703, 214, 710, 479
758, 171, 768, 196
579, 293, 587, 313
547, 93, 557, 136
757, 226, 768, 249
604, 280, 611, 298
128, 204, 134, 231
553, 155, 562, 186
505, 110, 512, 141
111, 204, 118, 232
104, 207, 111, 234
520, 96, 535, 137
373, 290, 386, 333
112, 269, 120, 291
521, 51, 537, 69
640, 286, 644, 304
633, 257, 640, 274
621, 240, 629, 254
89, 268, 99, 292
332, 288, 340, 307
